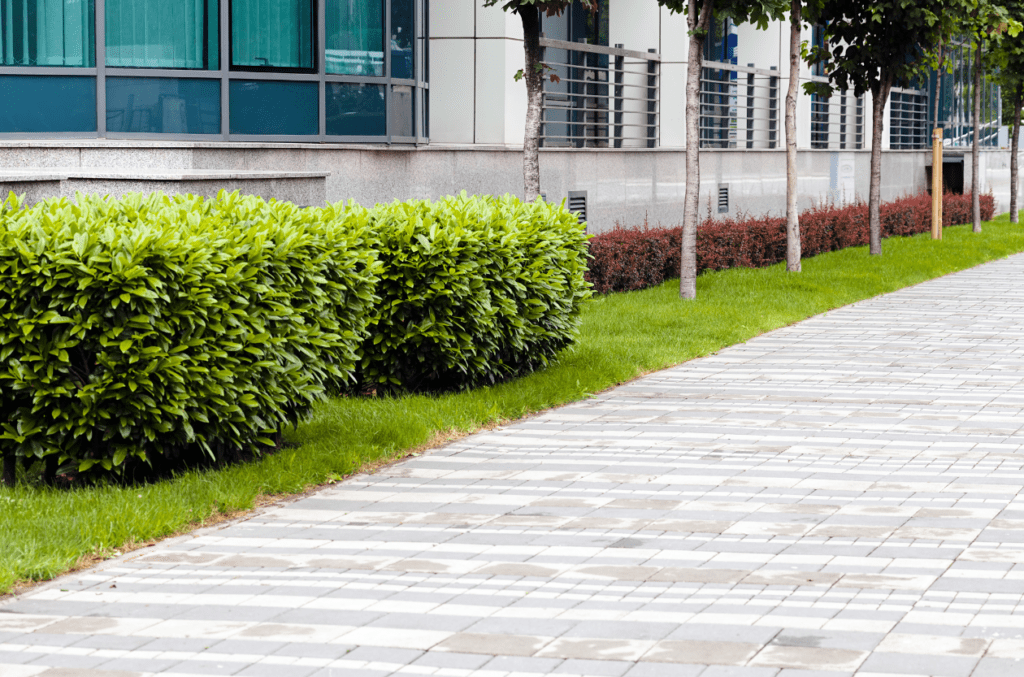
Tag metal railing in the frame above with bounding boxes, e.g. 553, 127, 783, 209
890, 88, 929, 149
701, 61, 779, 149
807, 76, 865, 150
539, 38, 659, 148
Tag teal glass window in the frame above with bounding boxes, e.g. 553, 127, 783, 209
106, 77, 220, 134
390, 0, 412, 79
326, 0, 382, 76
0, 75, 95, 131
230, 80, 317, 135
0, 0, 95, 66
326, 82, 383, 136
231, 0, 314, 70
106, 0, 218, 70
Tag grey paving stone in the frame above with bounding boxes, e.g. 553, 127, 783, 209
11, 258, 1024, 676
554, 658, 634, 675
624, 663, 707, 677
409, 650, 492, 669
234, 661, 319, 677
156, 659, 244, 675
482, 655, 565, 673
857, 652, 980, 676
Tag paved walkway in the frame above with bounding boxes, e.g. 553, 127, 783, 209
7, 256, 1024, 677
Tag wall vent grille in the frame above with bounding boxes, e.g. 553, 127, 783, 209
568, 190, 588, 226
718, 185, 730, 213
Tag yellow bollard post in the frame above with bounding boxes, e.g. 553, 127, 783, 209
937, 128, 942, 241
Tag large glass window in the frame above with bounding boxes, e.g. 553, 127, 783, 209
0, 0, 95, 66
107, 77, 220, 134
230, 79, 317, 134
1, 0, 427, 140
390, 0, 412, 79
231, 0, 314, 70
0, 75, 95, 130
326, 82, 384, 135
105, 0, 218, 70
326, 0, 382, 76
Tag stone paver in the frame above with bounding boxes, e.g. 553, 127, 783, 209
8, 256, 1024, 677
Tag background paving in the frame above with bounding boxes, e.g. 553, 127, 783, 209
7, 256, 1024, 677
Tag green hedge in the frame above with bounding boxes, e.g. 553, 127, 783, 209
0, 191, 590, 484
0, 191, 378, 481
351, 194, 592, 392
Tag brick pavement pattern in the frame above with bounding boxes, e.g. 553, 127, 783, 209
6, 257, 1024, 677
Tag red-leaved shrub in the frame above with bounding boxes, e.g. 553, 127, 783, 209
586, 193, 995, 294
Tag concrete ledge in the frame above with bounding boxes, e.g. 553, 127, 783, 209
0, 169, 329, 207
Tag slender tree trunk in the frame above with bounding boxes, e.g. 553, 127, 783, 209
784, 0, 801, 272
1012, 84, 1022, 224
520, 7, 543, 203
868, 80, 890, 256
1, 452, 14, 487
43, 454, 58, 486
972, 45, 982, 232
681, 0, 713, 299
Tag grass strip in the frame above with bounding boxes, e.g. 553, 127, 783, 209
2, 215, 1023, 594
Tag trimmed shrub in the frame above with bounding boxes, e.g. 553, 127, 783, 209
587, 192, 996, 294
0, 191, 378, 482
352, 194, 591, 392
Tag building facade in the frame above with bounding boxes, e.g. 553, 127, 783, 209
0, 0, 1018, 229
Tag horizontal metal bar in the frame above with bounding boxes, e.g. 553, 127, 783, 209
702, 61, 777, 77
104, 68, 221, 79
539, 37, 660, 62
544, 121, 658, 129
0, 67, 97, 76
543, 61, 658, 74
543, 76, 653, 88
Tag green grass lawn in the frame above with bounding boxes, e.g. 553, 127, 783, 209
2, 215, 1023, 594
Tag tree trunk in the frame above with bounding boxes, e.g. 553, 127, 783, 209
520, 7, 543, 203
1, 452, 14, 487
868, 80, 890, 256
43, 454, 58, 486
1012, 84, 1022, 224
972, 44, 982, 233
680, 0, 713, 299
784, 0, 801, 273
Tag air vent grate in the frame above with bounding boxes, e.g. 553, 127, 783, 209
568, 190, 588, 227
718, 185, 729, 213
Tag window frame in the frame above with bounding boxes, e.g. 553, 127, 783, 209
0, 0, 429, 143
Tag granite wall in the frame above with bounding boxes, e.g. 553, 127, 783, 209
0, 141, 1009, 231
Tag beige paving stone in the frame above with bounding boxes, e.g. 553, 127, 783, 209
574, 565, 659, 581
434, 632, 552, 656
646, 519, 734, 533
741, 570, 842, 586
215, 555, 298, 568
750, 644, 869, 671
808, 525, 896, 538
536, 637, 655, 661
0, 615, 60, 632
875, 633, 990, 657
648, 567, 749, 583
836, 574, 937, 590
642, 640, 761, 665
475, 563, 563, 577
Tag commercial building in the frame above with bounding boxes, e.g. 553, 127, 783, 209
0, 0, 1018, 229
